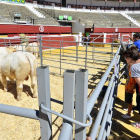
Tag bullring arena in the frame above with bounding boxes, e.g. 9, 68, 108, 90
0, 0, 140, 140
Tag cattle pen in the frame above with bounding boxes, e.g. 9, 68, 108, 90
0, 35, 126, 140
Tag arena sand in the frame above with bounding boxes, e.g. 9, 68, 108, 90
0, 46, 139, 140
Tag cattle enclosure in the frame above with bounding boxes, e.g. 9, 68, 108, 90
0, 35, 124, 140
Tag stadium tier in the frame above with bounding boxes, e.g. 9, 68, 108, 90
0, 1, 140, 28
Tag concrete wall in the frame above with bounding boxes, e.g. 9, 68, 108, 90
72, 21, 85, 34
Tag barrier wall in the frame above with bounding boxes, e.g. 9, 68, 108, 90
86, 27, 138, 44
86, 27, 140, 34
0, 24, 71, 34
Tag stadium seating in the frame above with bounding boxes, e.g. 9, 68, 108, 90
0, 3, 60, 25
127, 13, 140, 23
0, 2, 139, 27
39, 9, 137, 27
0, 3, 38, 23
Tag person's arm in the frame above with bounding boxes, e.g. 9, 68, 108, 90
134, 77, 140, 85
129, 36, 133, 42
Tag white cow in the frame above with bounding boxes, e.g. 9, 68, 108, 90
0, 51, 38, 100
0, 47, 15, 55
13, 42, 40, 58
26, 42, 40, 58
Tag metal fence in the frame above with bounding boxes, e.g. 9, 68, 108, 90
0, 36, 124, 140
36, 44, 122, 140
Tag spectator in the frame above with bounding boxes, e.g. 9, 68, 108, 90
132, 33, 140, 112
129, 33, 140, 51
122, 65, 136, 119
123, 46, 140, 128
128, 33, 140, 112
87, 34, 90, 45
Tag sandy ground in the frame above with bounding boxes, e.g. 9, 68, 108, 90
0, 45, 139, 140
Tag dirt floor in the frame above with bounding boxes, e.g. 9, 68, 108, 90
0, 45, 139, 140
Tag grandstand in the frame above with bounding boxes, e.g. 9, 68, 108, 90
0, 1, 140, 28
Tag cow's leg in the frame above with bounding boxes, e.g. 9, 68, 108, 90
0, 74, 7, 92
30, 75, 37, 98
16, 80, 23, 101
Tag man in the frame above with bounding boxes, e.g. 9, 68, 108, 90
130, 33, 140, 51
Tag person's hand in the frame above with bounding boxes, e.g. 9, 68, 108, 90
86, 137, 92, 140
129, 36, 133, 41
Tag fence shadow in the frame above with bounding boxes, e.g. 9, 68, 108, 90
87, 96, 140, 139
88, 67, 107, 98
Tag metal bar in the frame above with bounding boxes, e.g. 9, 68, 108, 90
85, 43, 88, 69
9, 38, 11, 46
92, 44, 95, 63
37, 66, 52, 140
39, 36, 43, 66
59, 70, 75, 140
87, 45, 121, 115
50, 98, 63, 105
101, 96, 114, 140
41, 62, 106, 70
76, 42, 78, 62
58, 123, 73, 140
44, 48, 115, 55
75, 69, 88, 140
41, 104, 92, 127
0, 103, 39, 120
119, 71, 125, 79
43, 55, 112, 62
60, 41, 62, 75
96, 80, 115, 140
49, 37, 51, 55
118, 77, 125, 86
106, 99, 114, 137
90, 74, 114, 140
120, 64, 126, 71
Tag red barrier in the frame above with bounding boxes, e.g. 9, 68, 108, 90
0, 24, 71, 34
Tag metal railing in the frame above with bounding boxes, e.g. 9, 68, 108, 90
36, 43, 122, 140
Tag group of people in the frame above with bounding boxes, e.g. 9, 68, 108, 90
122, 33, 140, 130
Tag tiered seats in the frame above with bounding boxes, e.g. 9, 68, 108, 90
51, 10, 110, 27
0, 15, 13, 23
0, 3, 38, 23
0, 3, 60, 25
47, 9, 138, 27
127, 13, 140, 23
101, 13, 138, 27
34, 8, 60, 25
34, 17, 60, 25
